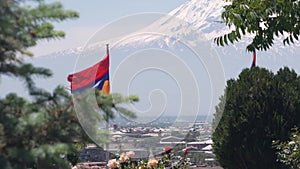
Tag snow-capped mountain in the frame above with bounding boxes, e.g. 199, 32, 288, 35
115, 0, 229, 49
49, 0, 299, 63
106, 0, 300, 79
90, 0, 294, 72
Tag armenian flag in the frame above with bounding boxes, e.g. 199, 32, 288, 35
67, 46, 110, 94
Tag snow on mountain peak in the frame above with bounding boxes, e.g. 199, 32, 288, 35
169, 0, 228, 36
115, 0, 230, 49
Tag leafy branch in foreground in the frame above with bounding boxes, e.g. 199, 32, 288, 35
215, 0, 300, 52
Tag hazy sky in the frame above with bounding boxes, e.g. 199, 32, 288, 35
31, 0, 189, 57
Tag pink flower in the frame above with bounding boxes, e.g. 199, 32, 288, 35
107, 159, 119, 169
126, 151, 135, 158
119, 153, 129, 163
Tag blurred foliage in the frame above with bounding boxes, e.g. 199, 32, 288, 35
73, 89, 138, 144
0, 86, 139, 168
212, 67, 300, 169
0, 0, 139, 168
274, 128, 300, 169
0, 86, 92, 168
0, 0, 78, 56
0, 0, 78, 93
215, 0, 300, 52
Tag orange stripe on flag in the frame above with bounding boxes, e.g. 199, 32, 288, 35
102, 80, 110, 94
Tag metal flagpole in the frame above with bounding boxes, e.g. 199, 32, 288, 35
105, 118, 109, 169
105, 44, 109, 169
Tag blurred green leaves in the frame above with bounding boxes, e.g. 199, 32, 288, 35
215, 0, 300, 52
0, 0, 78, 93
0, 1, 140, 168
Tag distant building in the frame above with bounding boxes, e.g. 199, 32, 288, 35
186, 139, 213, 152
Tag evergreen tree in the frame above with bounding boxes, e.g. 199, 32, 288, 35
212, 67, 300, 169
0, 0, 78, 92
0, 0, 139, 168
0, 87, 138, 168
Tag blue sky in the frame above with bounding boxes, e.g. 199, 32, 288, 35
32, 0, 189, 56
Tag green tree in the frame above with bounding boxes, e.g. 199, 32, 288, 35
215, 0, 300, 51
0, 87, 138, 168
0, 0, 78, 92
0, 87, 92, 168
0, 0, 81, 167
0, 0, 139, 168
212, 67, 300, 169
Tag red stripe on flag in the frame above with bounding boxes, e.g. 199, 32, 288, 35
67, 53, 109, 91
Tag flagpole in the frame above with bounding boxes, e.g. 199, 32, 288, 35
105, 44, 110, 169
106, 118, 109, 169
